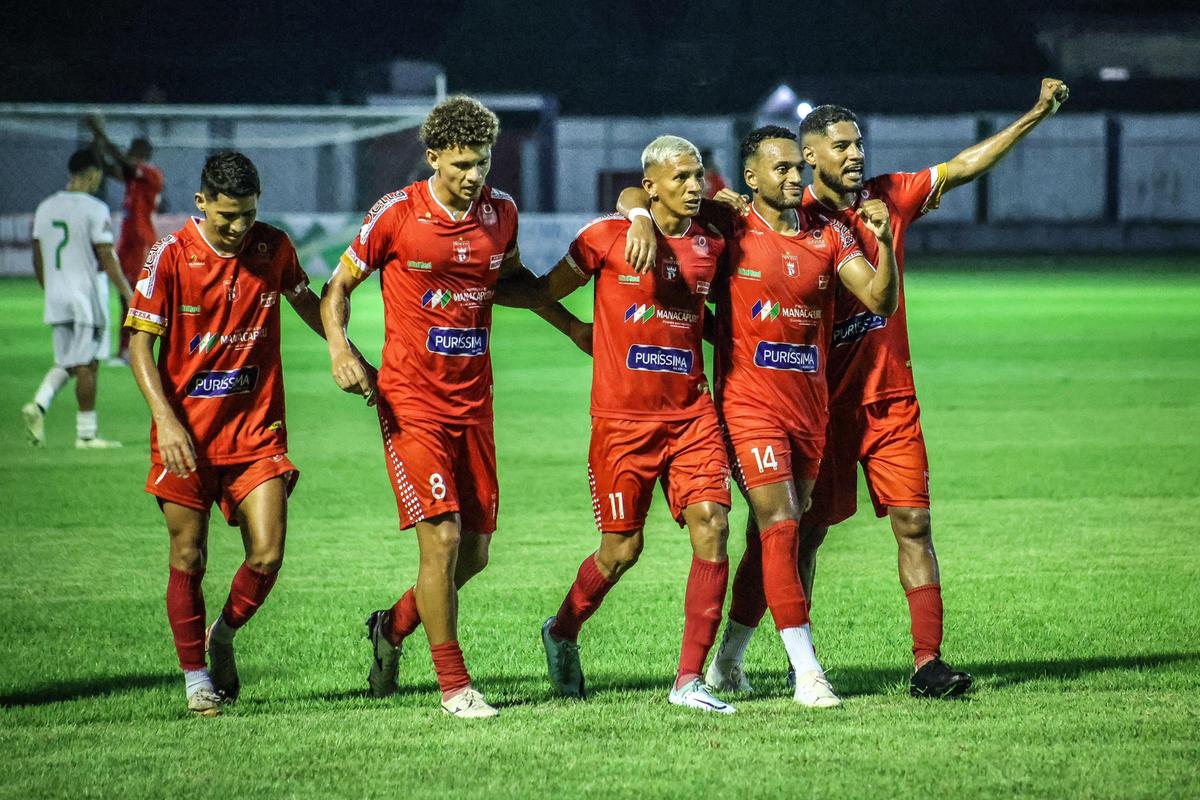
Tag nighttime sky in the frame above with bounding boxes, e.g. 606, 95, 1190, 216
1, 0, 1185, 113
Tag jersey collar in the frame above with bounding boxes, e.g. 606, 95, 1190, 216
426, 177, 475, 222
190, 217, 247, 258
805, 184, 857, 213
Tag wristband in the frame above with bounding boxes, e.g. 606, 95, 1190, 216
628, 207, 652, 223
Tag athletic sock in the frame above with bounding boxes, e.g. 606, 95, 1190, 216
780, 624, 822, 676
550, 554, 617, 642
676, 556, 729, 688
184, 669, 214, 696
761, 520, 810, 629
906, 583, 944, 669
430, 640, 471, 698
166, 567, 206, 671
76, 410, 98, 440
388, 587, 421, 646
33, 367, 68, 412
713, 619, 756, 665
220, 562, 280, 630
728, 528, 767, 627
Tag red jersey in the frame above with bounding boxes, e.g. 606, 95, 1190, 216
339, 179, 519, 424
803, 165, 947, 407
121, 163, 163, 245
124, 218, 310, 465
709, 203, 863, 440
566, 215, 724, 421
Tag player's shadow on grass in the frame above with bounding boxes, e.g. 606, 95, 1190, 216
828, 651, 1200, 696
1, 673, 177, 708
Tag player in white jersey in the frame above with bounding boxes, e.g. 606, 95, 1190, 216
22, 149, 133, 448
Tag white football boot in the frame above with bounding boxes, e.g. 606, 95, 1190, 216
792, 670, 842, 708
21, 403, 45, 446
441, 686, 499, 719
669, 678, 736, 714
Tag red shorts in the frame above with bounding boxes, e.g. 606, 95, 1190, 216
377, 399, 498, 534
588, 413, 731, 533
118, 238, 154, 283
726, 421, 824, 493
807, 395, 930, 526
146, 454, 299, 526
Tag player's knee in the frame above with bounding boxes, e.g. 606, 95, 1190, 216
170, 547, 206, 573
246, 548, 284, 574
599, 537, 642, 576
890, 507, 932, 541
690, 504, 730, 540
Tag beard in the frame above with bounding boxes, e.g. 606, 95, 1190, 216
817, 165, 858, 194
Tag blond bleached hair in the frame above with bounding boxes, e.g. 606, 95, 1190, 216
641, 135, 702, 171
420, 95, 500, 152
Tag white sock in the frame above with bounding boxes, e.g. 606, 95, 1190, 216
184, 669, 213, 696
780, 624, 823, 676
716, 619, 756, 664
33, 367, 69, 412
76, 410, 98, 440
209, 615, 235, 644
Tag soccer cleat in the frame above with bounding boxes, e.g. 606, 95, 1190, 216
541, 617, 586, 699
706, 658, 753, 693
441, 686, 499, 719
205, 622, 240, 702
669, 678, 736, 714
75, 436, 122, 449
187, 686, 222, 717
792, 670, 842, 708
21, 403, 45, 446
910, 658, 973, 699
365, 609, 401, 698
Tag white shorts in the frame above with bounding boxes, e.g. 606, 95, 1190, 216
52, 321, 103, 368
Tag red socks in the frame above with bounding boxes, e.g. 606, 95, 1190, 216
677, 557, 729, 685
430, 640, 471, 696
551, 554, 617, 642
760, 520, 810, 629
388, 587, 422, 646
728, 527, 767, 627
220, 562, 280, 630
905, 583, 944, 668
166, 567, 206, 671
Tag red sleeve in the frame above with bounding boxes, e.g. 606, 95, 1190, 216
827, 218, 864, 272
148, 165, 164, 194
877, 166, 947, 225
492, 190, 520, 255
124, 236, 179, 335
339, 190, 408, 279
278, 236, 309, 298
564, 217, 623, 279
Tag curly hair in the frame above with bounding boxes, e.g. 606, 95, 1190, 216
799, 105, 859, 139
420, 95, 500, 152
739, 125, 797, 164
200, 151, 260, 198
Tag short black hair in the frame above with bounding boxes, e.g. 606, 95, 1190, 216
68, 148, 99, 174
799, 105, 859, 139
130, 137, 153, 159
739, 125, 797, 164
200, 151, 260, 199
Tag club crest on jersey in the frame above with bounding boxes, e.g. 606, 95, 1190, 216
186, 366, 259, 398
751, 299, 781, 321
480, 203, 497, 226
224, 278, 239, 302
754, 342, 819, 372
422, 288, 452, 309
260, 292, 278, 308
662, 257, 679, 281
783, 254, 799, 276
692, 235, 710, 256
427, 326, 488, 357
453, 237, 470, 263
624, 303, 655, 323
832, 311, 887, 346
489, 253, 503, 271
626, 345, 693, 375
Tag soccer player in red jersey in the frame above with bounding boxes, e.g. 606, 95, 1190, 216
321, 96, 547, 719
518, 135, 738, 713
708, 78, 1071, 699
126, 152, 373, 717
617, 126, 899, 706
88, 115, 164, 365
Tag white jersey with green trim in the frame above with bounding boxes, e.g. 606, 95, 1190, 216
32, 191, 115, 326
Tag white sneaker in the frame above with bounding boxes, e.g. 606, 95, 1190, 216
793, 670, 841, 708
21, 403, 44, 446
706, 658, 753, 693
441, 686, 499, 719
75, 436, 122, 449
187, 686, 222, 717
668, 678, 736, 714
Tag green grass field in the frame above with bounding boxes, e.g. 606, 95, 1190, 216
2, 260, 1198, 799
